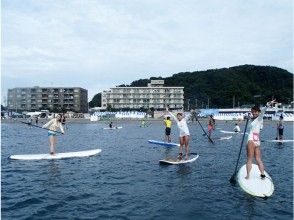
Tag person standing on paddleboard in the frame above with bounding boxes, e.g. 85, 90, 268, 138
166, 107, 190, 160
276, 115, 284, 141
245, 100, 276, 180
42, 114, 65, 155
164, 116, 172, 143
208, 115, 215, 139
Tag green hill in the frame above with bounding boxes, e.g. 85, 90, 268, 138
90, 65, 293, 109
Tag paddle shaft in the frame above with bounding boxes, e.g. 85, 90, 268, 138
193, 113, 214, 144
20, 121, 63, 134
230, 117, 250, 183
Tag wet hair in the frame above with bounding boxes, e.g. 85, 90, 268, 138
177, 113, 183, 117
251, 105, 261, 112
167, 116, 170, 120
235, 123, 238, 125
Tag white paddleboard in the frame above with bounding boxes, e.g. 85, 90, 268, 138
237, 164, 274, 197
148, 140, 180, 147
218, 136, 233, 140
220, 130, 248, 135
103, 126, 123, 130
9, 149, 102, 160
159, 154, 199, 165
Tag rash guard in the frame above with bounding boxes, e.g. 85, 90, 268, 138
247, 104, 269, 146
168, 111, 190, 137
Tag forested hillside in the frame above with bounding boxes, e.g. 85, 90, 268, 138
90, 65, 293, 108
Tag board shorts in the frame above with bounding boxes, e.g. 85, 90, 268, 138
48, 131, 57, 136
165, 127, 171, 135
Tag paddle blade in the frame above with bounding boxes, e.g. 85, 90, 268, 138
229, 173, 237, 185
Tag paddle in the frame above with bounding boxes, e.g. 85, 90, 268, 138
229, 117, 250, 185
192, 112, 214, 144
20, 121, 63, 134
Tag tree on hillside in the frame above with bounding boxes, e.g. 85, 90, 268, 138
89, 93, 102, 108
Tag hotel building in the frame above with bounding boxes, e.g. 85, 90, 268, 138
101, 80, 184, 110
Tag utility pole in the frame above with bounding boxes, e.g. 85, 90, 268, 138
233, 95, 235, 108
207, 97, 210, 109
195, 99, 198, 108
187, 99, 190, 111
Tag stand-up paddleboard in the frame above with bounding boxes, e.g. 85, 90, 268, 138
148, 140, 180, 147
103, 126, 123, 130
262, 139, 294, 143
237, 164, 274, 197
217, 136, 233, 140
9, 149, 102, 160
220, 130, 248, 135
159, 154, 199, 165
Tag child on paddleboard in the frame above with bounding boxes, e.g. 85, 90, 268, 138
245, 99, 276, 180
166, 107, 190, 160
164, 116, 172, 143
42, 114, 65, 155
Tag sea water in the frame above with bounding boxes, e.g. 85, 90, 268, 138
1, 120, 293, 219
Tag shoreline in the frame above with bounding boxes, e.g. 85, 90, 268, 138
1, 118, 292, 124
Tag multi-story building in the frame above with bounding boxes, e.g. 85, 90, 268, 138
102, 80, 184, 110
7, 87, 88, 113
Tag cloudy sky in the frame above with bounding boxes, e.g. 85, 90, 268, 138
2, 0, 293, 102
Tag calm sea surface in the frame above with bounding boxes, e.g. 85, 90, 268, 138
1, 120, 293, 220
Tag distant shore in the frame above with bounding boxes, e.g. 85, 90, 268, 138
1, 118, 291, 124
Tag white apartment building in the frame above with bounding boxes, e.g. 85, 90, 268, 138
101, 80, 184, 110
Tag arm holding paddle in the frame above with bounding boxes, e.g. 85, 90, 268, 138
42, 118, 65, 134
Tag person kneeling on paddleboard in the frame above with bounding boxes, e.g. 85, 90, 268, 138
42, 114, 65, 155
234, 123, 241, 133
166, 107, 190, 160
245, 100, 276, 180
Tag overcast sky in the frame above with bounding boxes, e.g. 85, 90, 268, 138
2, 0, 293, 102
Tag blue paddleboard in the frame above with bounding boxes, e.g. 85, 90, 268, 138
148, 140, 180, 147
